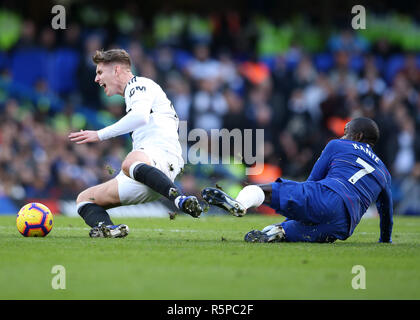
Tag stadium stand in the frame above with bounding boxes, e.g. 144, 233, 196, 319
0, 2, 419, 216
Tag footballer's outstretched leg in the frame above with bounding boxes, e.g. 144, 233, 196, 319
201, 187, 246, 217
202, 184, 268, 217
124, 157, 203, 218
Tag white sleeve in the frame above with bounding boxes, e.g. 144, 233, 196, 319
97, 108, 149, 141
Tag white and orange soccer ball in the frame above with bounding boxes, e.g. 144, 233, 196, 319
16, 203, 54, 237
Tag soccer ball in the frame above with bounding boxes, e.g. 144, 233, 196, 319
16, 203, 54, 237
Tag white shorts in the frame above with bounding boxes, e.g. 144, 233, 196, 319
116, 147, 184, 205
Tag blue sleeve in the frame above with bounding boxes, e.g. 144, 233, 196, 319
376, 182, 393, 243
307, 141, 335, 181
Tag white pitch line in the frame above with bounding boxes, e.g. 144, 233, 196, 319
2, 226, 419, 235
0, 225, 241, 233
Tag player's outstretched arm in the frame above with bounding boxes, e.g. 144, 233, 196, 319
376, 187, 393, 243
69, 130, 100, 144
69, 107, 149, 145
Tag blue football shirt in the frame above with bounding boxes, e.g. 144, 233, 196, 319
307, 139, 393, 241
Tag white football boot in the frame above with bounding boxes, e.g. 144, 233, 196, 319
89, 222, 129, 238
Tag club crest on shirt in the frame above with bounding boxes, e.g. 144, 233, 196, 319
129, 86, 146, 98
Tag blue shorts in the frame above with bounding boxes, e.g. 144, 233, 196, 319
270, 178, 350, 243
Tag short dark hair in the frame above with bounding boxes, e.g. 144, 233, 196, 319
347, 117, 380, 147
92, 49, 131, 67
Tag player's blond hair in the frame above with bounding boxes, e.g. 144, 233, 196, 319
92, 49, 131, 67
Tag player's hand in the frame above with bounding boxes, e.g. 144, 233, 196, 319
68, 130, 100, 144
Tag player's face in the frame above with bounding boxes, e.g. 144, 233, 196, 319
95, 62, 118, 96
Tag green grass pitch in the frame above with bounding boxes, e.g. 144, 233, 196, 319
1, 214, 419, 300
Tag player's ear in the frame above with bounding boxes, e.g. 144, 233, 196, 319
354, 132, 364, 142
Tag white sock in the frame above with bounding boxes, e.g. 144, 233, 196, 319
174, 196, 183, 209
235, 185, 265, 209
128, 161, 143, 179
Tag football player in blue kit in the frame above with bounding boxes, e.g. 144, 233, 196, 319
202, 117, 393, 243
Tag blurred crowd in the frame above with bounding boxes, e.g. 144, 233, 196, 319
0, 5, 420, 215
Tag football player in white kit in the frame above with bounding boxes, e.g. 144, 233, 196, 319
68, 49, 203, 238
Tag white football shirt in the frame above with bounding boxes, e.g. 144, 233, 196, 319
97, 76, 182, 159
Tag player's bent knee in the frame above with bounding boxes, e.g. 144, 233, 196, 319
76, 181, 120, 209
76, 189, 93, 204
121, 159, 134, 177
121, 151, 152, 177
76, 187, 101, 206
